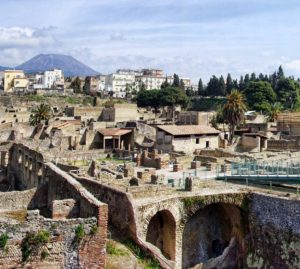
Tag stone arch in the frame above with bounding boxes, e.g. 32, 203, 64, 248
146, 209, 176, 261
182, 202, 244, 269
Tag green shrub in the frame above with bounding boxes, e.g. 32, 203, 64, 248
21, 230, 50, 262
124, 240, 161, 268
74, 224, 85, 243
0, 232, 8, 250
90, 224, 98, 235
41, 249, 49, 260
34, 230, 50, 245
106, 240, 128, 256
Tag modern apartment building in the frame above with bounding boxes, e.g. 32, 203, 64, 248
105, 72, 136, 98
42, 69, 64, 89
3, 70, 29, 92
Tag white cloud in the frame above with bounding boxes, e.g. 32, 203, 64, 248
0, 26, 57, 49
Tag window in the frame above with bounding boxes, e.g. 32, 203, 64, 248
206, 141, 210, 148
196, 138, 200, 144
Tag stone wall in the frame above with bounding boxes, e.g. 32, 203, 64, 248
74, 175, 137, 236
0, 188, 47, 211
0, 210, 98, 269
247, 193, 300, 268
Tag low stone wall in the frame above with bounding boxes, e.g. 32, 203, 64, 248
0, 210, 98, 269
267, 139, 300, 151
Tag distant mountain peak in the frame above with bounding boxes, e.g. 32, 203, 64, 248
16, 54, 99, 77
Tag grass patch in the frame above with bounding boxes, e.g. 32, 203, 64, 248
183, 197, 205, 208
0, 232, 8, 250
106, 240, 128, 256
74, 224, 85, 243
90, 224, 98, 235
124, 240, 161, 269
0, 209, 28, 222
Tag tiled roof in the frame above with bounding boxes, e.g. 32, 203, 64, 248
97, 128, 132, 136
157, 125, 220, 136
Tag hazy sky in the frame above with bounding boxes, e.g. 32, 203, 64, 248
1, 0, 300, 82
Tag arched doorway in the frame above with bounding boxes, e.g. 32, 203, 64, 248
182, 203, 244, 269
146, 210, 176, 261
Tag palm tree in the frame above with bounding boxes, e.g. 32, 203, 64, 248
223, 90, 247, 144
267, 102, 282, 122
29, 103, 52, 126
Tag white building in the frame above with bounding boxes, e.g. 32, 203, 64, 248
105, 72, 136, 98
42, 69, 64, 89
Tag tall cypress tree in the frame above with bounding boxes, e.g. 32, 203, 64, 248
197, 78, 205, 96
226, 73, 234, 94
172, 74, 180, 87
239, 75, 245, 91
219, 75, 226, 96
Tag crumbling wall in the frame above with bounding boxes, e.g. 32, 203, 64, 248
0, 210, 98, 269
247, 193, 300, 268
74, 175, 137, 237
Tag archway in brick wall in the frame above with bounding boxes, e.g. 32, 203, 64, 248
182, 203, 244, 269
146, 210, 176, 261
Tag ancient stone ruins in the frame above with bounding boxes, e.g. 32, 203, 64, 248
0, 97, 299, 269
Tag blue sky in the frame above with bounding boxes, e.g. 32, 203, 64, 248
1, 0, 300, 82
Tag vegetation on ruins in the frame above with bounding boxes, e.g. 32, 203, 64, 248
106, 240, 129, 256
29, 103, 52, 126
21, 230, 50, 262
223, 90, 247, 143
124, 240, 161, 269
0, 232, 8, 251
74, 224, 85, 243
267, 102, 283, 122
90, 224, 98, 235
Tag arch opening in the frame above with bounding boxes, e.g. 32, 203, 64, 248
146, 210, 176, 261
182, 203, 244, 269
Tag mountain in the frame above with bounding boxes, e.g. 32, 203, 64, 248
16, 54, 99, 77
0, 66, 11, 71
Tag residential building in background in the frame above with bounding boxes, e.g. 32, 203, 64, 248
105, 71, 136, 98
3, 70, 28, 92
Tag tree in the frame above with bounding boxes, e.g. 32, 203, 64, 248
186, 87, 195, 97
172, 74, 180, 87
161, 76, 170, 89
29, 104, 52, 126
267, 102, 283, 122
219, 75, 226, 96
223, 90, 247, 144
206, 76, 220, 96
140, 82, 146, 91
179, 79, 185, 89
136, 89, 161, 115
226, 74, 234, 94
159, 86, 189, 121
276, 78, 300, 110
250, 72, 256, 81
159, 87, 189, 108
277, 65, 284, 79
239, 76, 245, 91
197, 78, 205, 96
244, 81, 276, 112
70, 77, 82, 93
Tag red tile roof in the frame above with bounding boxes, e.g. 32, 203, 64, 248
157, 125, 220, 136
97, 128, 132, 137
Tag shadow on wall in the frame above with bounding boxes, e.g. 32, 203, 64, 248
146, 210, 176, 261
182, 203, 245, 269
